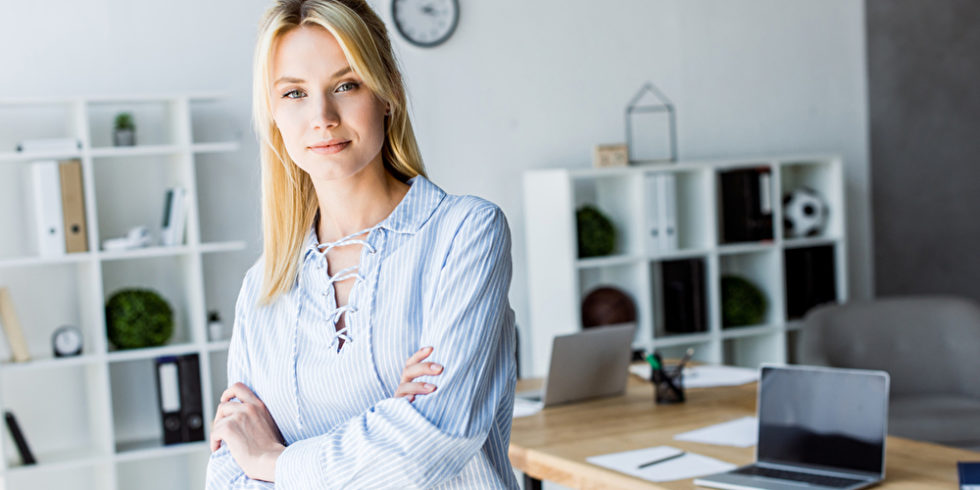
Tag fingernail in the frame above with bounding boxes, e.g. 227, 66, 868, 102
432, 363, 442, 371
424, 383, 434, 390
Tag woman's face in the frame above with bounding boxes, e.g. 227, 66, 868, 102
270, 25, 387, 182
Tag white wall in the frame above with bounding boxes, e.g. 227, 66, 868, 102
0, 0, 871, 375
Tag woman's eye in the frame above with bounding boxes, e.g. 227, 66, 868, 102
282, 89, 305, 99
336, 82, 359, 93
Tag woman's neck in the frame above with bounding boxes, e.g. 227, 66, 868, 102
312, 163, 410, 243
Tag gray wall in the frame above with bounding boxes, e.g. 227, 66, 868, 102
867, 1, 980, 300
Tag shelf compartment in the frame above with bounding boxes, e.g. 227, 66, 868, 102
572, 174, 644, 258
201, 253, 247, 344
641, 168, 715, 254
1, 363, 113, 471
650, 257, 710, 338
723, 332, 786, 368
115, 449, 208, 490
784, 244, 841, 321
101, 255, 200, 350
0, 101, 80, 156
577, 263, 649, 347
0, 262, 101, 361
0, 161, 89, 260
716, 164, 776, 245
91, 153, 192, 248
85, 100, 181, 148
779, 159, 844, 241
189, 98, 243, 145
109, 357, 206, 457
719, 249, 782, 329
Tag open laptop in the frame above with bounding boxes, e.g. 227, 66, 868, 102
517, 323, 635, 407
695, 364, 890, 490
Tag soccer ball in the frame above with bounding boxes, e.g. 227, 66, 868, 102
782, 187, 828, 238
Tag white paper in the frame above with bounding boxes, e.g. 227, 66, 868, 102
512, 397, 543, 418
587, 445, 735, 482
630, 364, 758, 388
674, 416, 758, 448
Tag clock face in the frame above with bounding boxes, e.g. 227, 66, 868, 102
392, 0, 459, 48
53, 326, 83, 357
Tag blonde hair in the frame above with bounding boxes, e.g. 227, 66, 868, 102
252, 0, 426, 305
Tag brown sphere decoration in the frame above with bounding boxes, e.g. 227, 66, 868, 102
581, 286, 637, 328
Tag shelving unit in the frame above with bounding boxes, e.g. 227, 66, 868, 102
0, 94, 245, 489
523, 155, 848, 376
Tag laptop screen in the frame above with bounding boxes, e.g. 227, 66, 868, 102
757, 366, 888, 475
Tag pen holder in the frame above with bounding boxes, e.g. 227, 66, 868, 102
652, 365, 685, 404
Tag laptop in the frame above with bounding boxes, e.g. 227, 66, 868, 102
695, 364, 890, 490
517, 323, 635, 407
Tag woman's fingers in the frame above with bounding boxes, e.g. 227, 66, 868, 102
220, 382, 261, 405
403, 346, 433, 368
394, 381, 437, 400
399, 361, 443, 384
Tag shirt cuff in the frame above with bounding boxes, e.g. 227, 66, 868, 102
275, 437, 323, 489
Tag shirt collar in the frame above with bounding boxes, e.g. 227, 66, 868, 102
302, 175, 445, 254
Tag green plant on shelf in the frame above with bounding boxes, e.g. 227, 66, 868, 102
721, 275, 768, 327
576, 205, 616, 258
105, 288, 174, 349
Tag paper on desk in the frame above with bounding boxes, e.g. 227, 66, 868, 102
674, 416, 758, 447
587, 445, 735, 482
629, 364, 758, 388
513, 397, 543, 418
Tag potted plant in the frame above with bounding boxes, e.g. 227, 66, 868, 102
113, 112, 136, 146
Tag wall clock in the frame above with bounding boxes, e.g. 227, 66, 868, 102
392, 0, 459, 48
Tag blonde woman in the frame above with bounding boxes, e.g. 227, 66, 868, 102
205, 0, 518, 488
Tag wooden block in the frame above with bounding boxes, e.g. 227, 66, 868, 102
0, 287, 31, 363
593, 143, 629, 168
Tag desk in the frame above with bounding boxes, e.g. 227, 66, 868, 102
509, 376, 980, 489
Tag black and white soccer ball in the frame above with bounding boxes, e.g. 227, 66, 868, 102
782, 187, 828, 238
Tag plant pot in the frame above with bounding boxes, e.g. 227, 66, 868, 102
113, 128, 135, 146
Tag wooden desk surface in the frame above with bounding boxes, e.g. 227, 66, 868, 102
509, 376, 980, 489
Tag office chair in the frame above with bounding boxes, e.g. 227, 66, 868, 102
799, 296, 980, 451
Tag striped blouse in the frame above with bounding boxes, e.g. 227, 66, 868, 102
205, 175, 519, 489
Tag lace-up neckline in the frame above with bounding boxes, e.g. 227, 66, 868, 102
310, 224, 380, 351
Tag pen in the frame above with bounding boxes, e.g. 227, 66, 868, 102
637, 450, 686, 469
674, 347, 695, 376
645, 353, 663, 382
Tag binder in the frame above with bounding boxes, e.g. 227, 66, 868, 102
0, 287, 31, 363
155, 356, 183, 445
719, 167, 774, 243
661, 258, 707, 334
58, 159, 89, 253
161, 187, 187, 246
660, 174, 678, 251
177, 354, 205, 442
3, 411, 36, 465
644, 174, 662, 254
784, 245, 837, 319
31, 160, 66, 256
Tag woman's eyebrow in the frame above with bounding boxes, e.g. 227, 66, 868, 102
273, 67, 353, 86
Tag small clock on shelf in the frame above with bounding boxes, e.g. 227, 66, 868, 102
392, 0, 459, 48
52, 325, 83, 357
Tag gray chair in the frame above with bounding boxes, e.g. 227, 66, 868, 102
799, 296, 980, 451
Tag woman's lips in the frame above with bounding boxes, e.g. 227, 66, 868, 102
308, 141, 350, 154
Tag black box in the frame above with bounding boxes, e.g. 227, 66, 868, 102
660, 258, 708, 334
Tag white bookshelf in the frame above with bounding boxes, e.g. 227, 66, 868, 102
523, 155, 849, 376
0, 94, 245, 489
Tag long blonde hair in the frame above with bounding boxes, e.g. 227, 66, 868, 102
252, 0, 426, 305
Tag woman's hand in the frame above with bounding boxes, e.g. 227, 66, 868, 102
394, 346, 443, 402
210, 382, 286, 482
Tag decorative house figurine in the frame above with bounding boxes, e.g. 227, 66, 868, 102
625, 81, 677, 164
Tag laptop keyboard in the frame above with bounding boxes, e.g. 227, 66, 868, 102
732, 465, 866, 488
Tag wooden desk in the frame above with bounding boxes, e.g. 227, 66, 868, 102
509, 376, 980, 489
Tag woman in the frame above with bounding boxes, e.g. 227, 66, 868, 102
205, 0, 518, 488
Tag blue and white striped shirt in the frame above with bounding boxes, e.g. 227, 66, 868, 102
205, 175, 519, 489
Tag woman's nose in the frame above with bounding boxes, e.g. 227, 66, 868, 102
310, 96, 339, 130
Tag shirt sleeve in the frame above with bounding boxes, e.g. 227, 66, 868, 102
205, 270, 276, 489
274, 203, 516, 489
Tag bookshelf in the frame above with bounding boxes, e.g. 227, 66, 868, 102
0, 94, 245, 489
523, 155, 848, 376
